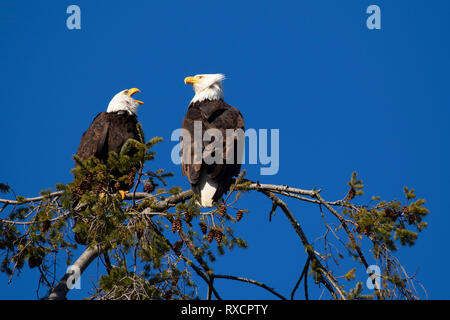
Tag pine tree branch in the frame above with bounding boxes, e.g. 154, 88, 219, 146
44, 190, 196, 300
244, 183, 359, 212
212, 274, 287, 300
145, 217, 222, 300
246, 183, 318, 197
148, 190, 194, 211
291, 256, 310, 300
3, 179, 424, 300
40, 182, 349, 300
1, 212, 71, 225
174, 227, 222, 300
0, 191, 64, 205
257, 189, 346, 300
313, 192, 370, 269
47, 245, 102, 300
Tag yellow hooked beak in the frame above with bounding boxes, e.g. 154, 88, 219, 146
127, 88, 144, 105
184, 76, 199, 85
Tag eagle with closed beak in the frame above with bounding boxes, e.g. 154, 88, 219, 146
182, 74, 245, 207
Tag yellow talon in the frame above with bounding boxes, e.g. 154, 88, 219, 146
119, 190, 128, 200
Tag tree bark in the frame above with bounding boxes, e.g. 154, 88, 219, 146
47, 246, 101, 300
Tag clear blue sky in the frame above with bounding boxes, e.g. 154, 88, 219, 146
0, 0, 449, 299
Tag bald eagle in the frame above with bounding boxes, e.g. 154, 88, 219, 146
182, 74, 245, 207
73, 88, 144, 244
76, 88, 144, 197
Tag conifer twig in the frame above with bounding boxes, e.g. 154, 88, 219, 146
212, 274, 287, 300
0, 191, 64, 205
313, 192, 370, 269
257, 189, 346, 300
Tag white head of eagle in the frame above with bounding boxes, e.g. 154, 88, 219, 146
184, 74, 225, 104
106, 88, 144, 115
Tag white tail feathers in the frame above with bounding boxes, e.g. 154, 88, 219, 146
198, 173, 218, 208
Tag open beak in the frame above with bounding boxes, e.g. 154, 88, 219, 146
184, 76, 199, 85
127, 88, 144, 105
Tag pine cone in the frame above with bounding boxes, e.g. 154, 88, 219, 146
75, 185, 83, 197
40, 220, 51, 233
128, 170, 136, 189
199, 222, 207, 235
236, 210, 244, 222
184, 210, 193, 223
28, 255, 43, 269
385, 208, 399, 220
163, 290, 172, 300
348, 187, 356, 201
143, 182, 155, 193
172, 219, 182, 233
214, 229, 223, 244
218, 204, 227, 217
407, 213, 416, 225
363, 226, 371, 235
94, 183, 103, 195
207, 229, 215, 243
85, 173, 93, 185
356, 225, 370, 235
401, 206, 410, 215
136, 228, 144, 240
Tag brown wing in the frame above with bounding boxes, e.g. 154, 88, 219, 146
73, 111, 140, 244
181, 105, 203, 185
76, 111, 139, 163
181, 100, 245, 200
76, 112, 109, 162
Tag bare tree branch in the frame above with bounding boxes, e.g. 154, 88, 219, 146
212, 274, 287, 300
47, 245, 102, 300
256, 189, 346, 300
313, 192, 369, 269
0, 191, 64, 205
291, 257, 310, 300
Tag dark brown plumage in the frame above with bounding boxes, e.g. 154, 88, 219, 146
76, 110, 141, 195
77, 111, 140, 163
73, 111, 141, 244
181, 99, 245, 206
